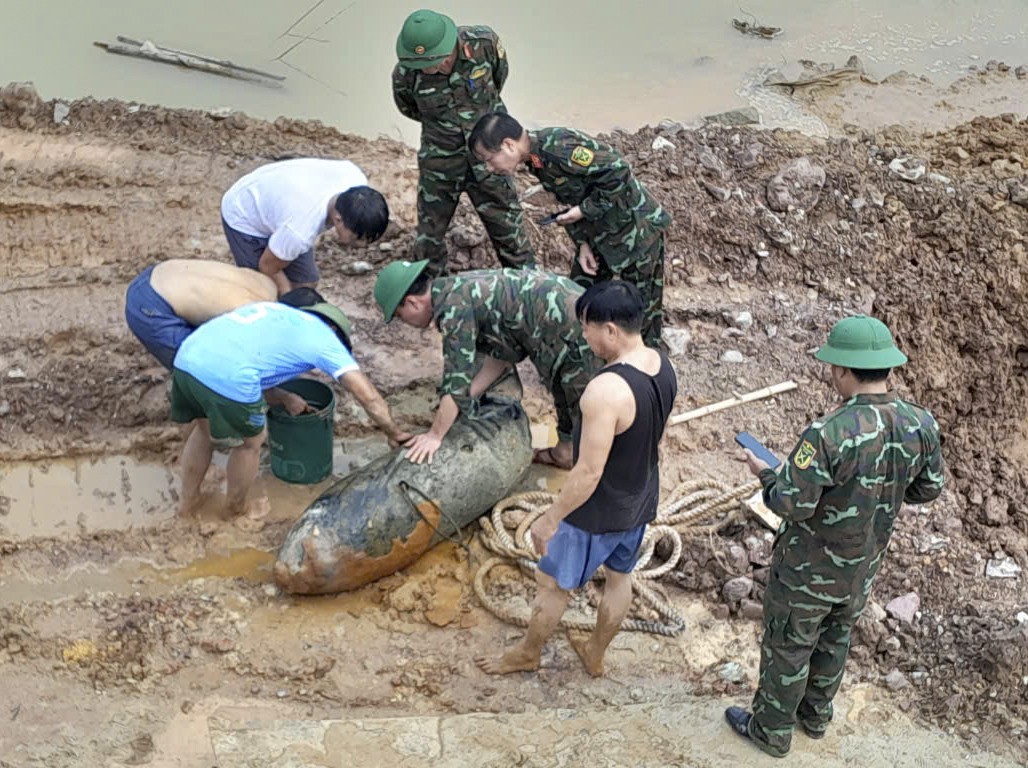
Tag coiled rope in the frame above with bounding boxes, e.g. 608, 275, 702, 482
474, 479, 760, 637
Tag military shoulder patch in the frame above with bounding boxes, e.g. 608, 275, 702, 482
570, 146, 594, 167
469, 65, 490, 80
496, 39, 506, 59
793, 440, 817, 469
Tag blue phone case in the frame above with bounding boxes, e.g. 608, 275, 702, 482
734, 431, 782, 468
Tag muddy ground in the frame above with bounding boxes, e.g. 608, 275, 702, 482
1, 74, 1027, 766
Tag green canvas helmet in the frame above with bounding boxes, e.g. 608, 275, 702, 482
302, 302, 353, 348
396, 9, 458, 69
814, 315, 908, 369
374, 259, 430, 322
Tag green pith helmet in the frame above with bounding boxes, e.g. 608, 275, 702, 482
302, 302, 353, 345
374, 259, 430, 322
396, 9, 458, 69
815, 315, 908, 369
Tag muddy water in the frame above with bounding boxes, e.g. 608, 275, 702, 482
1, 1, 1026, 142
0, 455, 178, 538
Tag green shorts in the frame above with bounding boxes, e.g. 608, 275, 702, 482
170, 369, 267, 442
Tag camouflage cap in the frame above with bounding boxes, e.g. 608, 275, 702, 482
396, 9, 458, 69
374, 259, 430, 322
301, 302, 353, 347
815, 315, 908, 369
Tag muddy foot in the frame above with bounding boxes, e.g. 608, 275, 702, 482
235, 496, 271, 533
475, 647, 541, 675
569, 632, 605, 677
178, 492, 210, 519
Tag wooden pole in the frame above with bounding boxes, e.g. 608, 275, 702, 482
115, 36, 285, 81
669, 380, 798, 426
94, 39, 284, 88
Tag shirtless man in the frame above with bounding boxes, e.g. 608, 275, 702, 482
125, 259, 313, 413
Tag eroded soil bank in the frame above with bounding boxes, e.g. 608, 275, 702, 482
1, 81, 1027, 766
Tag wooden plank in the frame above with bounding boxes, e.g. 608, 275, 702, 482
669, 380, 798, 426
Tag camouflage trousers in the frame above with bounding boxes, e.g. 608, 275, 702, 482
749, 552, 883, 756
570, 234, 665, 348
415, 152, 534, 275
535, 340, 603, 441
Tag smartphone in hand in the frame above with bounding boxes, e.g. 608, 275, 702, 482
734, 431, 782, 469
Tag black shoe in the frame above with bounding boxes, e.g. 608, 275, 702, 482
724, 706, 752, 737
723, 707, 790, 758
799, 720, 826, 740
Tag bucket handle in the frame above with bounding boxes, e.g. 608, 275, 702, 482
397, 480, 474, 566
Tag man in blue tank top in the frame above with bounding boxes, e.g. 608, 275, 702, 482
170, 301, 411, 525
476, 281, 677, 677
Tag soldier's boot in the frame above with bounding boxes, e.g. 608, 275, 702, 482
724, 707, 789, 758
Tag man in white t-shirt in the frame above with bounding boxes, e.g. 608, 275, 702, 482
221, 158, 389, 295
170, 301, 411, 524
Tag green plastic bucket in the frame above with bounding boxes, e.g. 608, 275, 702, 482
267, 378, 335, 484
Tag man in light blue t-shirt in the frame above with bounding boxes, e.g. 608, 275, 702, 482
170, 301, 411, 522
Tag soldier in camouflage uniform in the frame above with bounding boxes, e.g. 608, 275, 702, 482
393, 10, 533, 275
373, 259, 600, 467
726, 316, 946, 758
469, 111, 670, 348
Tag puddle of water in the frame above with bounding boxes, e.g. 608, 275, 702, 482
168, 547, 276, 583
1, 1, 1026, 141
0, 559, 154, 608
0, 455, 178, 539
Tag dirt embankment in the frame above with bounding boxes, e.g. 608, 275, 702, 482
1, 84, 1027, 762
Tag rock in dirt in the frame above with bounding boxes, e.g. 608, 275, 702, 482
992, 158, 1024, 179
1008, 181, 1028, 208
986, 557, 1022, 579
886, 592, 921, 625
888, 157, 926, 182
662, 328, 692, 357
947, 146, 971, 163
651, 136, 676, 152
700, 178, 731, 202
982, 496, 1011, 526
721, 576, 753, 604
739, 599, 764, 621
884, 669, 910, 691
766, 157, 826, 212
53, 102, 70, 124
718, 661, 744, 682
720, 350, 745, 364
704, 107, 760, 127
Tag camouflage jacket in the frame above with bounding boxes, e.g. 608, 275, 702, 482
392, 26, 508, 155
759, 392, 945, 601
432, 269, 590, 415
526, 128, 671, 272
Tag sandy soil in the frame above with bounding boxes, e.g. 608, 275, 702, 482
1, 77, 1027, 766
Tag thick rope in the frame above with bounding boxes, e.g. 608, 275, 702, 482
473, 479, 761, 636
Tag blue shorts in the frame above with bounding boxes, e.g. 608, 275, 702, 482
124, 265, 193, 370
538, 521, 647, 590
222, 217, 319, 285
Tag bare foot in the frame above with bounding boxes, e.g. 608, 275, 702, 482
178, 492, 208, 518
569, 632, 605, 677
474, 646, 541, 675
234, 496, 271, 532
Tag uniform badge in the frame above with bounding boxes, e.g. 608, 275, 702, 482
414, 45, 426, 55
469, 66, 489, 80
496, 40, 506, 59
794, 440, 817, 469
570, 146, 594, 167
